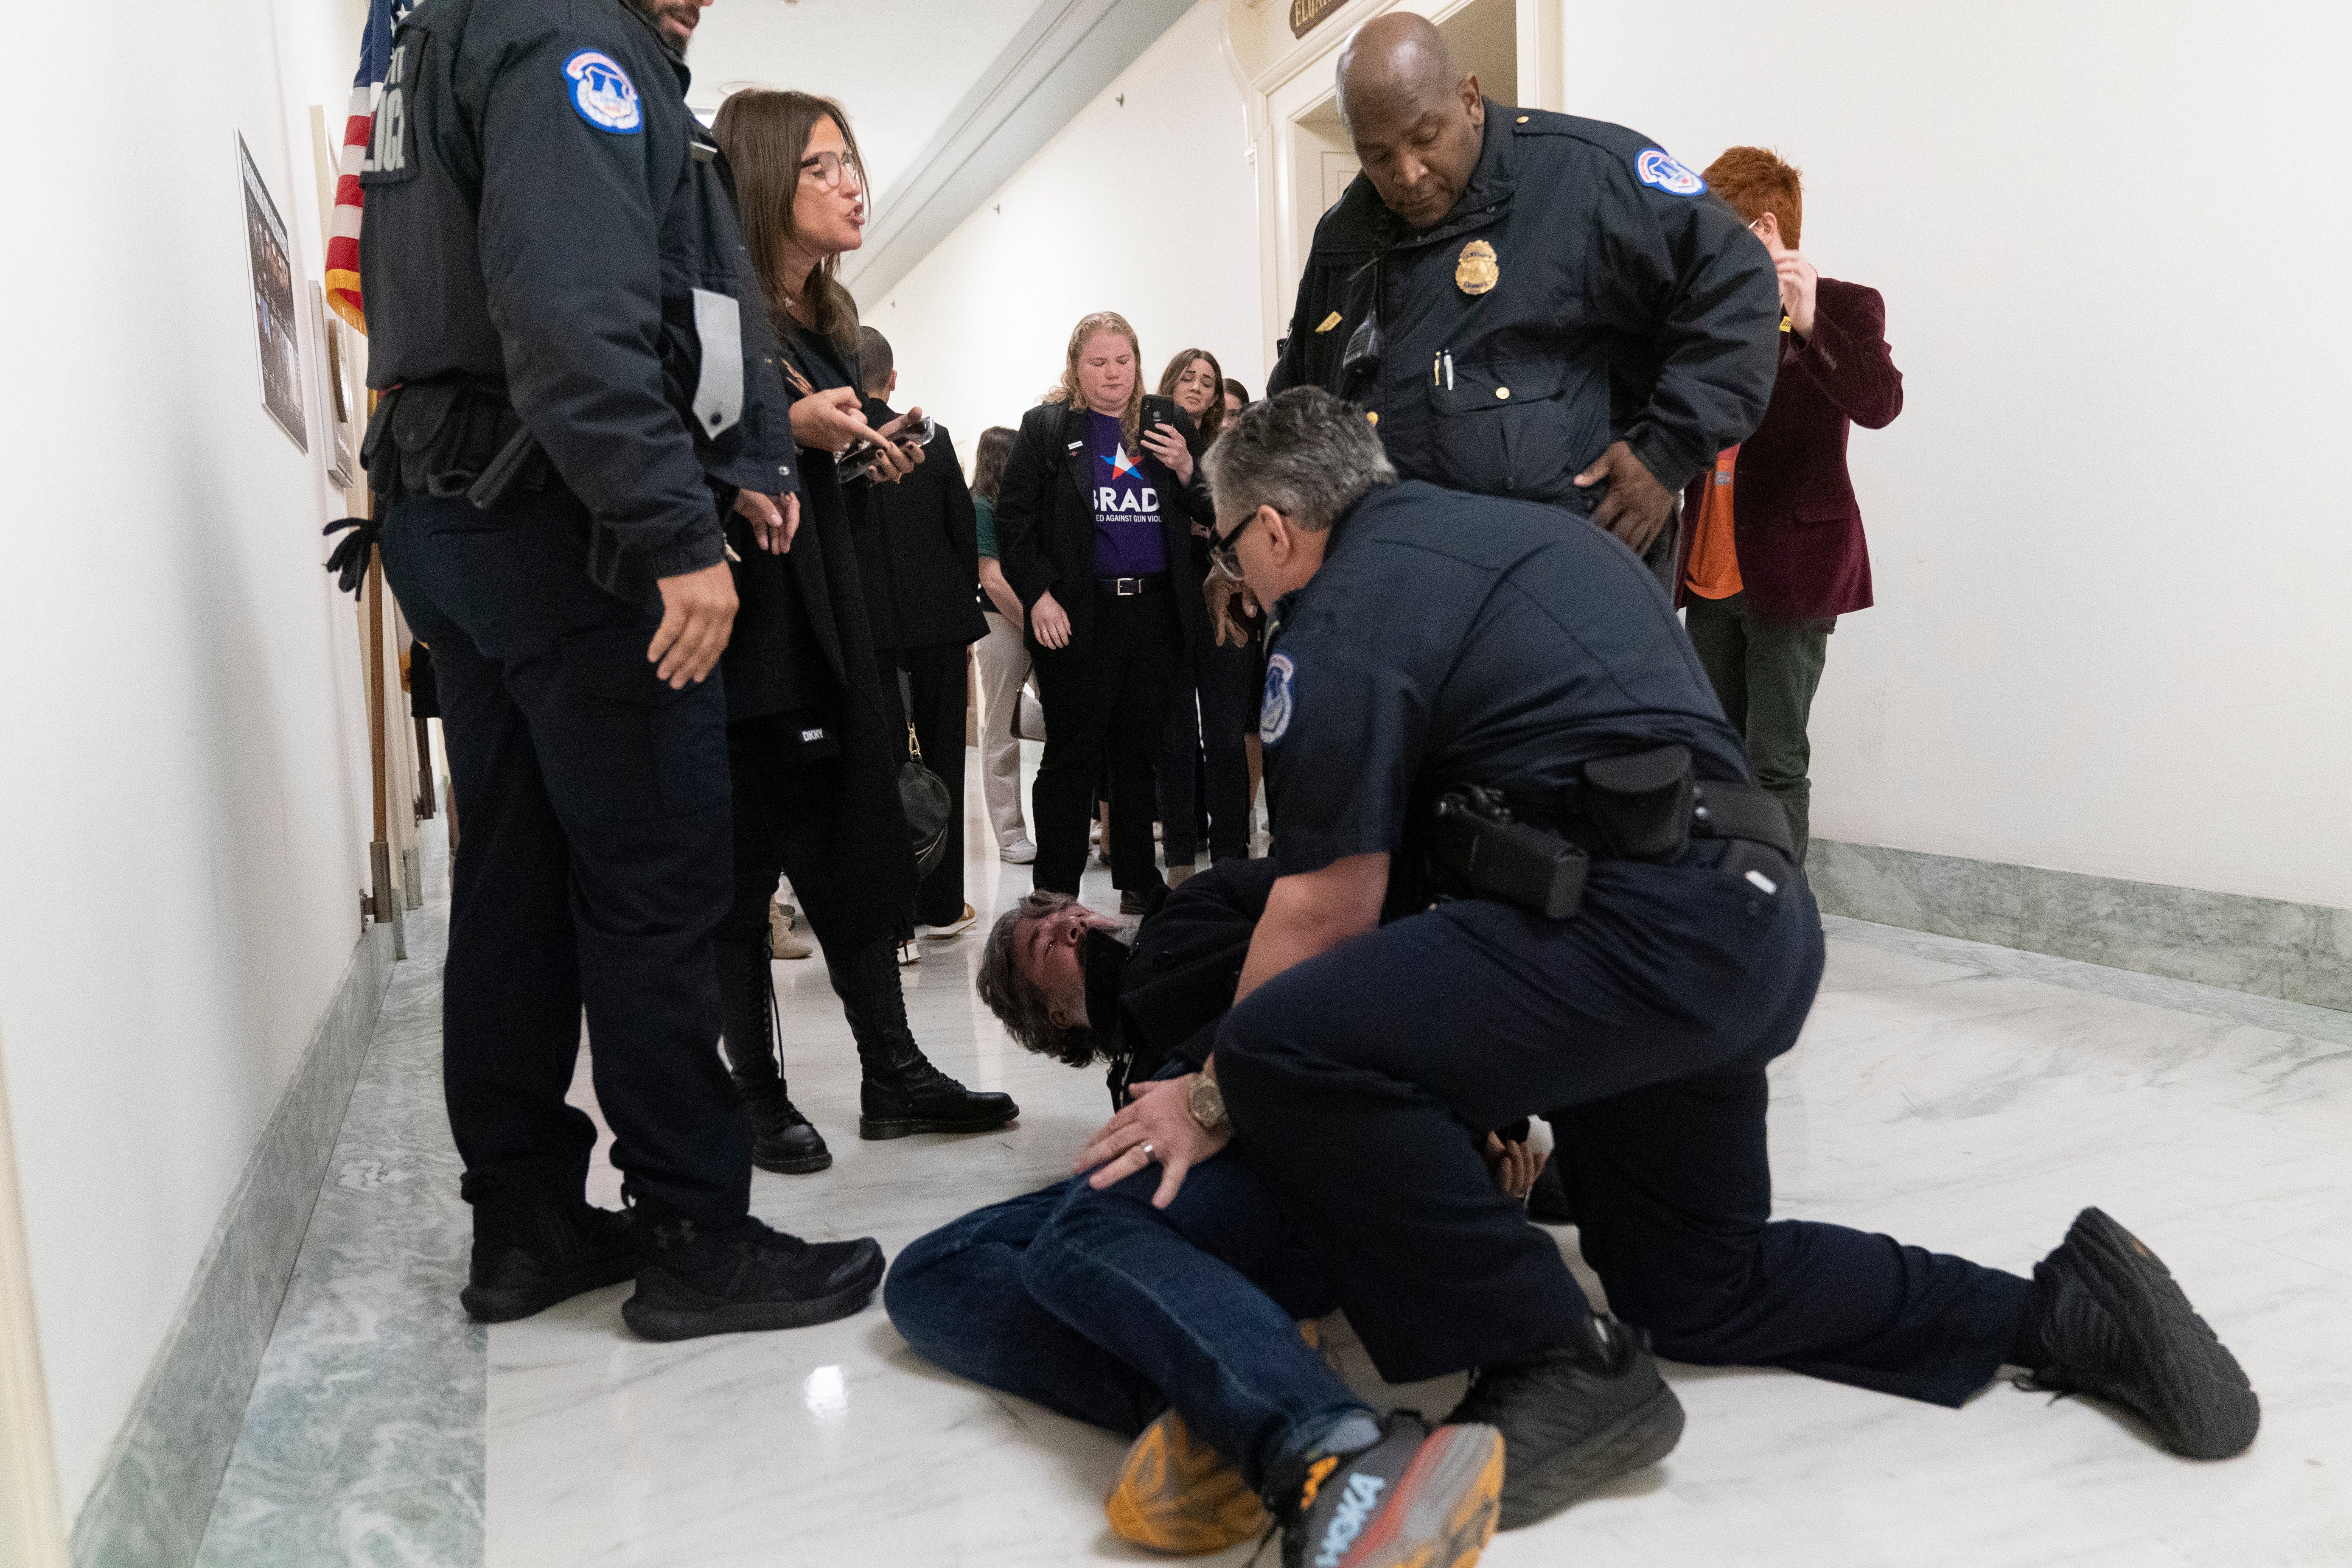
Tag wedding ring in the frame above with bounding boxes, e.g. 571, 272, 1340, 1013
1139, 1142, 1156, 1163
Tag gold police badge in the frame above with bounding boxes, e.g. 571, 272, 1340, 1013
1455, 239, 1499, 296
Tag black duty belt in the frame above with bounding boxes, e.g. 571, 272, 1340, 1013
1096, 574, 1169, 596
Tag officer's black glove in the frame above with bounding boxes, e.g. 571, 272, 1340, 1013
322, 515, 381, 597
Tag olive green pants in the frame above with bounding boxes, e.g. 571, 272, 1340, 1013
1684, 593, 1831, 865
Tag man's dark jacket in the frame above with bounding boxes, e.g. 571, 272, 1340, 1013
359, 0, 793, 591
1674, 277, 1902, 623
857, 397, 988, 652
992, 401, 1212, 658
1269, 104, 1779, 514
1100, 858, 1281, 1109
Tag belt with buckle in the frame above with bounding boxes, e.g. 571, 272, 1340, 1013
1096, 574, 1168, 596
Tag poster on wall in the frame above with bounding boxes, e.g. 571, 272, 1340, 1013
311, 282, 359, 488
240, 133, 307, 453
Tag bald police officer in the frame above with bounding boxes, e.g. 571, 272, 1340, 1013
1079, 390, 2258, 1531
360, 0, 883, 1340
1268, 14, 1779, 582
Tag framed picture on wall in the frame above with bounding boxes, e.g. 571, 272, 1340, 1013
311, 282, 359, 488
239, 133, 307, 453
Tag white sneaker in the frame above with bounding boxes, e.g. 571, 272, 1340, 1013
916, 903, 978, 941
1001, 839, 1038, 865
896, 938, 922, 966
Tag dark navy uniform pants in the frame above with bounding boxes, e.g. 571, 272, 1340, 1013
1217, 841, 2030, 1403
382, 488, 751, 1226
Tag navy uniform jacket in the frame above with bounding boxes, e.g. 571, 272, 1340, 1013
1269, 107, 1780, 512
1258, 481, 1749, 915
359, 0, 792, 588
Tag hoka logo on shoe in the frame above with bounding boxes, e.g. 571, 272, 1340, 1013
1313, 1473, 1385, 1566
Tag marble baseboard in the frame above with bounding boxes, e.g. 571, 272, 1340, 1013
1808, 839, 2352, 1014
193, 823, 479, 1568
67, 917, 401, 1568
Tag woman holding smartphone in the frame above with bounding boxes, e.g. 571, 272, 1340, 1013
703, 89, 1017, 1176
992, 314, 1213, 903
1149, 348, 1256, 881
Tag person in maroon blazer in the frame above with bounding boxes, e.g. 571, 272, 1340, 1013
1674, 146, 1902, 865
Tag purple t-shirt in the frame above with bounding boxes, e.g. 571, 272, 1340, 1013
1088, 412, 1167, 578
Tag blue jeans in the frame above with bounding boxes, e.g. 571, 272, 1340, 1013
884, 1152, 1365, 1489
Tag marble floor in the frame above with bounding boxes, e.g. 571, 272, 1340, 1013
199, 746, 2352, 1567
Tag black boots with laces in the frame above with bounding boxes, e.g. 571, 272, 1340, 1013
831, 937, 1020, 1139
1444, 1313, 1684, 1529
2013, 1206, 2259, 1459
714, 933, 832, 1173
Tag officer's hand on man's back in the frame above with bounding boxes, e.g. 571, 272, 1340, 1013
648, 562, 739, 689
1573, 440, 1676, 556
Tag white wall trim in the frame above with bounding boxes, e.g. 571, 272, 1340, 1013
842, 0, 1194, 309
0, 1025, 68, 1568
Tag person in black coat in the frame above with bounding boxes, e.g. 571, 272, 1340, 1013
855, 327, 988, 936
992, 311, 1213, 902
707, 89, 1017, 1176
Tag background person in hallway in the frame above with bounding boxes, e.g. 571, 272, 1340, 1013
1152, 348, 1254, 883
970, 426, 1040, 865
1675, 147, 1902, 865
359, 0, 883, 1341
1268, 13, 1780, 591
993, 312, 1213, 906
706, 89, 1016, 1176
856, 325, 987, 938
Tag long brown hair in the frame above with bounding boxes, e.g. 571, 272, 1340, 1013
711, 89, 866, 355
971, 426, 1016, 504
1043, 311, 1144, 444
1157, 347, 1227, 443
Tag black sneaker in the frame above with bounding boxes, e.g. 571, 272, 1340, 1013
460, 1198, 637, 1324
1444, 1315, 1683, 1529
2017, 1207, 2259, 1459
1267, 1411, 1502, 1568
622, 1214, 884, 1342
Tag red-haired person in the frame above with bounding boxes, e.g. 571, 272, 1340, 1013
1674, 147, 1903, 865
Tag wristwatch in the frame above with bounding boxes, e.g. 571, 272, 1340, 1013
1186, 1070, 1229, 1134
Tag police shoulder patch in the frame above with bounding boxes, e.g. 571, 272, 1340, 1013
1634, 147, 1705, 196
564, 50, 643, 134
1260, 653, 1296, 745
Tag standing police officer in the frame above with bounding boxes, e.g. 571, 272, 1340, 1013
1079, 391, 2259, 1530
360, 0, 884, 1341
1268, 14, 1780, 584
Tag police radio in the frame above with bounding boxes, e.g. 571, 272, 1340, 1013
1429, 786, 1589, 920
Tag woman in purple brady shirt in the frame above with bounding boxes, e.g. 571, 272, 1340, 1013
991, 312, 1215, 904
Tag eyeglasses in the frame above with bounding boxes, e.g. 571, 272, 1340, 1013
799, 150, 865, 191
1208, 508, 1273, 576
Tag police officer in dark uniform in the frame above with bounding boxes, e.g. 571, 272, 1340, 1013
1078, 390, 2258, 1529
358, 0, 883, 1341
1268, 14, 1780, 585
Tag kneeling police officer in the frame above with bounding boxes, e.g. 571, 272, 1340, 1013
1078, 390, 2258, 1530
359, 0, 881, 1340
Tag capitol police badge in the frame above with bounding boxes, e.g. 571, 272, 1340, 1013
1455, 239, 1499, 296
564, 50, 643, 134
1259, 654, 1296, 745
1634, 148, 1705, 196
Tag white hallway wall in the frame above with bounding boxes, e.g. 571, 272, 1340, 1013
858, 2, 1268, 462
0, 0, 372, 1510
1553, 0, 2351, 910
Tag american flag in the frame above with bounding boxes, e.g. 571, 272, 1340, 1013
324, 0, 413, 334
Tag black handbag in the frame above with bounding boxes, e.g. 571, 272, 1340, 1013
896, 672, 953, 876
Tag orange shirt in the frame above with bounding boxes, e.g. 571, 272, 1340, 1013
1684, 444, 1742, 599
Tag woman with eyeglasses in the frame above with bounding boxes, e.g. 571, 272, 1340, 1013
701, 89, 1017, 1176
992, 314, 1214, 904
1150, 348, 1256, 882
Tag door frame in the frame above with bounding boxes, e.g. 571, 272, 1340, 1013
0, 1022, 67, 1568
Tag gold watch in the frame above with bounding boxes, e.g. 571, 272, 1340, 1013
1186, 1071, 1229, 1134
